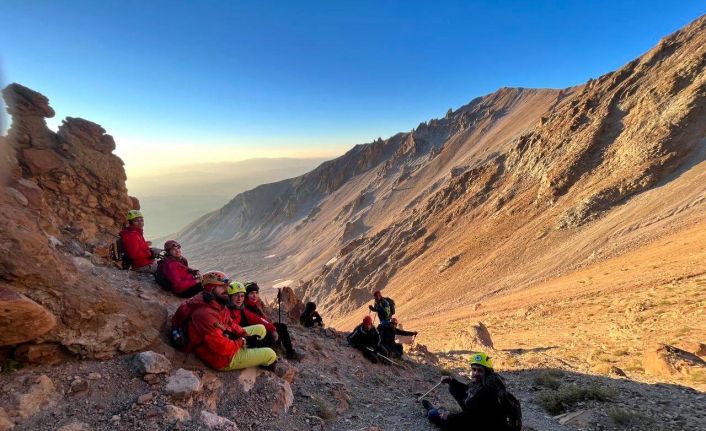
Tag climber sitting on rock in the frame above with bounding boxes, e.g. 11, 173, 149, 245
155, 240, 203, 297
241, 281, 303, 360
185, 271, 277, 371
421, 352, 521, 430
368, 290, 394, 325
379, 317, 417, 359
119, 209, 161, 273
347, 316, 388, 364
226, 281, 303, 361
300, 301, 324, 328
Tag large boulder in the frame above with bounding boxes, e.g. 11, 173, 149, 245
643, 343, 706, 378
0, 285, 55, 345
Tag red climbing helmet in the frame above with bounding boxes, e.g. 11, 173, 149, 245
363, 316, 373, 325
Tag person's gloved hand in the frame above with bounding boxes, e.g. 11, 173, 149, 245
223, 330, 239, 340
244, 335, 260, 346
368, 305, 375, 311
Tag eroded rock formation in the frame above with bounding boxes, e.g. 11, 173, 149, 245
0, 83, 164, 359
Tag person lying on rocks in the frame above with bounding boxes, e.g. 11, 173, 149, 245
347, 316, 388, 364
368, 290, 394, 325
119, 209, 161, 273
379, 317, 417, 359
155, 240, 203, 297
184, 271, 278, 371
421, 352, 519, 430
241, 281, 303, 360
300, 302, 324, 328
226, 281, 303, 361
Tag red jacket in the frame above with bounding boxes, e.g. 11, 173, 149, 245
230, 304, 276, 333
159, 256, 199, 294
119, 226, 153, 268
187, 298, 247, 370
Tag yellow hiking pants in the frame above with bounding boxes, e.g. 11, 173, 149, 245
221, 325, 277, 371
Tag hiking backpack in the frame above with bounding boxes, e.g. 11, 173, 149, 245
384, 297, 396, 316
170, 297, 207, 352
154, 260, 172, 291
108, 237, 131, 270
499, 390, 522, 431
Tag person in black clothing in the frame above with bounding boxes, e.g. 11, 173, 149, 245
421, 352, 511, 430
347, 316, 388, 364
368, 290, 393, 324
378, 317, 417, 359
300, 302, 324, 328
241, 281, 303, 361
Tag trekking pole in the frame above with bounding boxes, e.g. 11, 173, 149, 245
375, 351, 405, 368
417, 381, 442, 401
277, 288, 282, 324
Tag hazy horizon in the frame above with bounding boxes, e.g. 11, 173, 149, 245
131, 156, 329, 239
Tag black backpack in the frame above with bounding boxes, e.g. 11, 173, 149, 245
108, 237, 131, 270
154, 260, 172, 291
499, 391, 522, 431
384, 297, 396, 316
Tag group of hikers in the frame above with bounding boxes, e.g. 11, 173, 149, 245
117, 210, 521, 430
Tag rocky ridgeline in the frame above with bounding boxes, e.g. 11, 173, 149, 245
0, 83, 164, 361
177, 86, 543, 248
297, 15, 706, 316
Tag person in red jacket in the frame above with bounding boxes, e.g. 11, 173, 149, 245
119, 210, 160, 273
156, 240, 203, 297
185, 271, 277, 371
240, 281, 303, 360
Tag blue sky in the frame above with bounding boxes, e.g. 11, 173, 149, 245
1, 1, 704, 176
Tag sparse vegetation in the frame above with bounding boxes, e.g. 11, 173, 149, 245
533, 369, 563, 390
374, 373, 389, 385
312, 395, 336, 421
608, 408, 652, 428
440, 367, 454, 376
536, 383, 616, 415
0, 359, 22, 373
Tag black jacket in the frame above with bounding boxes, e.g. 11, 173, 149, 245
378, 324, 415, 348
442, 376, 508, 430
346, 324, 380, 348
300, 310, 323, 327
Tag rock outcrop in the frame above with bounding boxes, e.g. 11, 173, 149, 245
0, 83, 164, 359
3, 83, 136, 250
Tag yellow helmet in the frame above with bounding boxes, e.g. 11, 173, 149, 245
469, 352, 494, 370
228, 281, 246, 295
126, 209, 143, 221
201, 271, 229, 287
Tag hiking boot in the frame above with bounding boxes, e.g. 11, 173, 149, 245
260, 360, 278, 373
286, 350, 304, 361
421, 399, 434, 412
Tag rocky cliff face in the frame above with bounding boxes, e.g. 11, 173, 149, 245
0, 83, 164, 359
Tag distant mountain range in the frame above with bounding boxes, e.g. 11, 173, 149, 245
127, 157, 329, 239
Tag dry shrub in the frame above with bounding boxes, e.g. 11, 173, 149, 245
536, 383, 616, 415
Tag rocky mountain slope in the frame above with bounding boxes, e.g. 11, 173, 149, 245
178, 15, 706, 391
2, 272, 703, 431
